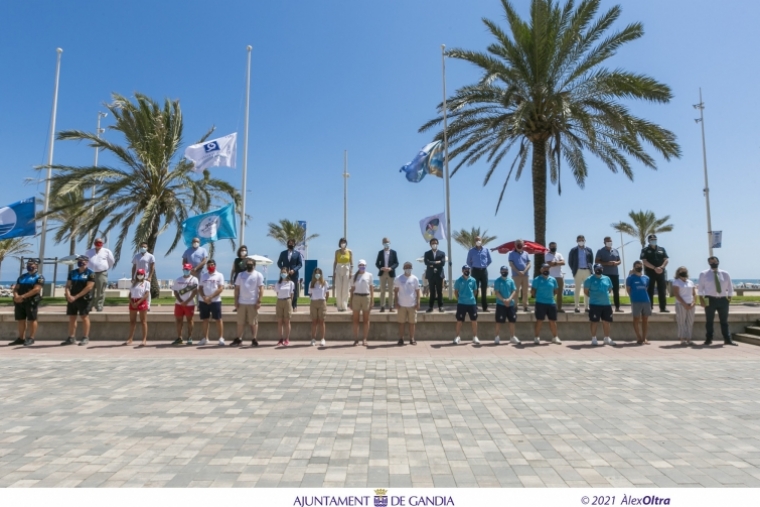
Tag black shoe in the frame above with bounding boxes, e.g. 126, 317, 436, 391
231, 338, 243, 346
410, 339, 417, 345
661, 309, 671, 313
251, 339, 259, 347
61, 337, 76, 346
483, 308, 490, 313
438, 307, 444, 313
171, 338, 184, 346
703, 339, 713, 346
23, 338, 34, 347
380, 307, 386, 313
725, 340, 738, 346
78, 337, 89, 346
426, 308, 433, 313
9, 337, 24, 346
574, 308, 580, 313
585, 308, 590, 313
397, 338, 404, 346
615, 308, 624, 313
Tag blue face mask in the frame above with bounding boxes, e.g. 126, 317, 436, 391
139, 247, 147, 254
280, 273, 288, 279
182, 269, 191, 276
314, 273, 321, 279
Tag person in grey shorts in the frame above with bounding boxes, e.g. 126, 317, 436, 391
626, 260, 652, 344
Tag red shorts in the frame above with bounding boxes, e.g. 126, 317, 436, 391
174, 303, 195, 318
130, 298, 148, 312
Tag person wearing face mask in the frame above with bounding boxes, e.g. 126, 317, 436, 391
466, 236, 493, 312
424, 238, 447, 313
131, 241, 156, 311
350, 260, 374, 346
10, 258, 45, 347
698, 256, 736, 346
375, 237, 399, 312
508, 239, 532, 312
544, 242, 565, 311
394, 262, 421, 345
230, 245, 249, 285
62, 256, 96, 346
640, 234, 670, 312
233, 258, 264, 347
672, 266, 697, 345
625, 260, 652, 344
126, 269, 151, 346
85, 237, 115, 312
333, 238, 353, 312
172, 264, 199, 345
453, 264, 479, 345
493, 265, 518, 345
198, 259, 226, 346
277, 238, 303, 311
531, 263, 561, 345
274, 267, 295, 346
595, 236, 623, 312
182, 237, 209, 278
568, 235, 593, 313
583, 264, 615, 346
309, 267, 330, 346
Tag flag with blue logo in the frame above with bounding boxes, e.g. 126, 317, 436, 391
399, 141, 444, 183
184, 133, 237, 173
0, 197, 36, 239
181, 203, 237, 247
420, 212, 447, 242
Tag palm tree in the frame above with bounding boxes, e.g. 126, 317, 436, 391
266, 219, 319, 247
42, 184, 89, 258
0, 238, 33, 279
612, 210, 673, 248
452, 227, 498, 251
420, 0, 680, 275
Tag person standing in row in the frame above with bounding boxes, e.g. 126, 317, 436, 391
453, 264, 479, 345
86, 237, 115, 312
394, 262, 420, 346
126, 268, 150, 346
309, 267, 329, 347
424, 238, 446, 313
233, 257, 264, 347
625, 260, 651, 344
493, 265, 517, 345
275, 267, 294, 346
508, 240, 531, 312
350, 260, 374, 346
277, 238, 303, 311
333, 238, 353, 312
132, 241, 156, 310
544, 242, 565, 312
673, 266, 697, 345
531, 264, 561, 345
230, 245, 249, 285
698, 256, 736, 346
375, 237, 398, 312
198, 260, 225, 346
10, 258, 44, 346
640, 234, 670, 312
62, 256, 95, 346
466, 236, 492, 312
182, 237, 209, 278
584, 264, 615, 346
568, 235, 593, 313
595, 236, 622, 312
172, 264, 198, 345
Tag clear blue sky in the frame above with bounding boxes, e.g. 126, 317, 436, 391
1, 0, 758, 282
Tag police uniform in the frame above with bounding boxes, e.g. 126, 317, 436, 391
640, 245, 669, 311
14, 272, 44, 321
67, 268, 96, 316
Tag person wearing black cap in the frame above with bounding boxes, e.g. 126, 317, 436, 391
583, 263, 615, 346
531, 263, 561, 345
10, 258, 44, 346
63, 255, 96, 346
453, 264, 479, 345
640, 234, 670, 312
493, 265, 517, 345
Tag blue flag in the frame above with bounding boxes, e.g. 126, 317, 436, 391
181, 203, 237, 247
399, 141, 444, 183
0, 197, 36, 239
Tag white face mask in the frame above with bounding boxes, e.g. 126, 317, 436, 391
192, 242, 200, 248
475, 241, 482, 247
404, 269, 412, 276
578, 241, 585, 247
137, 275, 145, 280
605, 242, 612, 248
431, 244, 438, 251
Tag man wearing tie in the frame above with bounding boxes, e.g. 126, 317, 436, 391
698, 256, 736, 346
277, 238, 303, 311
424, 238, 446, 313
375, 237, 399, 312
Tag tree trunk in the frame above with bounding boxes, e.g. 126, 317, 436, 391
531, 138, 548, 277
68, 237, 75, 272
148, 223, 161, 299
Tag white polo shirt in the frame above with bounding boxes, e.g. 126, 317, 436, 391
394, 274, 420, 307
132, 252, 156, 273
235, 270, 264, 305
352, 272, 373, 294
129, 281, 150, 299
200, 272, 225, 303
174, 275, 199, 304
85, 247, 115, 273
545, 251, 564, 278
310, 283, 329, 301
275, 280, 294, 299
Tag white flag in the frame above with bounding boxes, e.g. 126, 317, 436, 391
711, 230, 722, 249
184, 133, 237, 173
420, 212, 446, 242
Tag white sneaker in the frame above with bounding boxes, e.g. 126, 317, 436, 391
591, 337, 598, 346
218, 337, 225, 346
472, 336, 480, 345
198, 337, 208, 346
511, 336, 521, 345
494, 336, 500, 345
552, 336, 562, 345
453, 336, 461, 345
310, 339, 316, 346
533, 337, 540, 345
604, 337, 616, 346
320, 338, 326, 347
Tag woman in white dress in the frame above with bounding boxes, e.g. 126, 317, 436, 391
126, 268, 150, 346
672, 267, 697, 345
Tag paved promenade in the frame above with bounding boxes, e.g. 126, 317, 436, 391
2, 343, 760, 488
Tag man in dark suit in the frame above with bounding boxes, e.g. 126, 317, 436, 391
375, 237, 399, 312
277, 238, 303, 311
424, 238, 446, 313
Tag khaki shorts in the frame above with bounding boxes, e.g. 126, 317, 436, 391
276, 299, 292, 319
310, 299, 327, 320
352, 294, 371, 312
237, 304, 259, 326
397, 305, 417, 324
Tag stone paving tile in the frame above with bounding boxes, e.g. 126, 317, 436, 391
1, 353, 760, 487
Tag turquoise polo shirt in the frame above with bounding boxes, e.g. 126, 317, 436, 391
625, 274, 650, 303
454, 276, 478, 305
494, 277, 516, 306
583, 275, 612, 306
531, 275, 558, 305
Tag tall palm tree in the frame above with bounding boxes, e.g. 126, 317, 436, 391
452, 227, 498, 251
0, 238, 33, 279
266, 219, 319, 247
420, 0, 680, 275
41, 184, 89, 258
612, 210, 673, 248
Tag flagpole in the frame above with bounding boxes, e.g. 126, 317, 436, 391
240, 45, 252, 246
39, 47, 63, 278
441, 44, 453, 299
694, 88, 713, 257
343, 150, 349, 240
89, 111, 107, 246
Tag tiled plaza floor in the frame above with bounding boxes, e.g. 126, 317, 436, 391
1, 342, 760, 488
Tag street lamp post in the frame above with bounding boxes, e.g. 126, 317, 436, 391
693, 88, 713, 258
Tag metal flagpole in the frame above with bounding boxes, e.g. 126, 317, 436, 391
89, 111, 107, 246
442, 44, 453, 299
39, 47, 63, 278
693, 88, 713, 257
240, 45, 252, 245
343, 150, 349, 240
619, 230, 626, 276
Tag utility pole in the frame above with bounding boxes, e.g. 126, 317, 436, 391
89, 111, 107, 246
693, 88, 713, 257
343, 150, 349, 240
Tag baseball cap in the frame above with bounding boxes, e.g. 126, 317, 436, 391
500, 265, 509, 271
593, 263, 603, 271
136, 268, 146, 275
182, 263, 192, 270
358, 259, 367, 265
76, 255, 89, 262
462, 264, 470, 270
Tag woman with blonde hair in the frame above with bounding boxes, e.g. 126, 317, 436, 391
333, 238, 353, 311
126, 268, 150, 346
274, 266, 295, 346
349, 259, 374, 346
672, 266, 697, 345
309, 267, 330, 346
